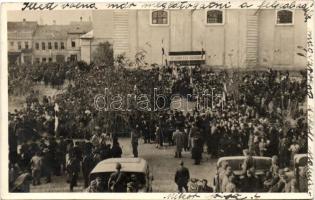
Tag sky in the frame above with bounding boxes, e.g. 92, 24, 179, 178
7, 10, 92, 25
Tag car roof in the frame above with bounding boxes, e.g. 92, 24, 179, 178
90, 158, 148, 174
217, 156, 272, 164
294, 154, 308, 166
217, 156, 272, 173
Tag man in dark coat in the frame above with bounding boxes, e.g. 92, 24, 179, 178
111, 141, 122, 158
174, 160, 190, 192
192, 131, 203, 165
42, 148, 52, 183
131, 127, 140, 158
67, 155, 80, 192
108, 163, 126, 192
82, 151, 95, 188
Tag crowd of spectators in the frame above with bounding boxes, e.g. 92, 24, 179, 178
8, 61, 308, 192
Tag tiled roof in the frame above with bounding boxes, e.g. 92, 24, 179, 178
8, 21, 92, 40
7, 21, 38, 32
33, 25, 69, 40
68, 22, 92, 34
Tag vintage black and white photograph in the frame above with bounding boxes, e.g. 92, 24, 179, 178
1, 2, 314, 197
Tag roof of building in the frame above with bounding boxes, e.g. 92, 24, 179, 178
33, 22, 92, 39
68, 21, 92, 34
80, 30, 93, 39
7, 21, 38, 32
33, 25, 69, 40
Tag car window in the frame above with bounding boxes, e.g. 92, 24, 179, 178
254, 159, 272, 171
296, 156, 307, 167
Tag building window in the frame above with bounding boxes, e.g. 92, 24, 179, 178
42, 42, 45, 50
18, 42, 21, 50
42, 57, 47, 63
35, 58, 40, 63
48, 57, 53, 62
206, 10, 224, 24
48, 42, 52, 50
276, 10, 293, 24
10, 41, 14, 47
61, 42, 65, 49
35, 43, 39, 50
54, 42, 58, 49
71, 41, 76, 48
25, 42, 29, 49
151, 10, 168, 25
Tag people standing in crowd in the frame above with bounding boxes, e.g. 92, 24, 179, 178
174, 160, 190, 192
191, 127, 203, 165
82, 149, 95, 188
172, 126, 185, 158
67, 154, 80, 192
111, 141, 123, 158
8, 61, 308, 193
42, 148, 52, 183
30, 151, 42, 186
131, 126, 140, 158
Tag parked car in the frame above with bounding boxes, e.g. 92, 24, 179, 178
287, 154, 308, 192
89, 158, 153, 192
213, 156, 272, 192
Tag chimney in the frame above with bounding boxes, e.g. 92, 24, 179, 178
53, 20, 56, 25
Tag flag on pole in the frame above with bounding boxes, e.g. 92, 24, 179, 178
161, 39, 165, 66
222, 82, 227, 103
161, 39, 165, 55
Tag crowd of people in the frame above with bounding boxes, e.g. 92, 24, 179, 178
8, 61, 80, 96
8, 60, 308, 193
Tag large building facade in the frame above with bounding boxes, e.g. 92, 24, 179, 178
7, 19, 37, 65
87, 9, 307, 69
7, 19, 92, 65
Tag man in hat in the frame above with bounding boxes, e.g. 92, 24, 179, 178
174, 160, 190, 192
131, 126, 140, 158
108, 163, 126, 192
172, 126, 185, 158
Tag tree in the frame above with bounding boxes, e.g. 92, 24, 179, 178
92, 42, 114, 67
